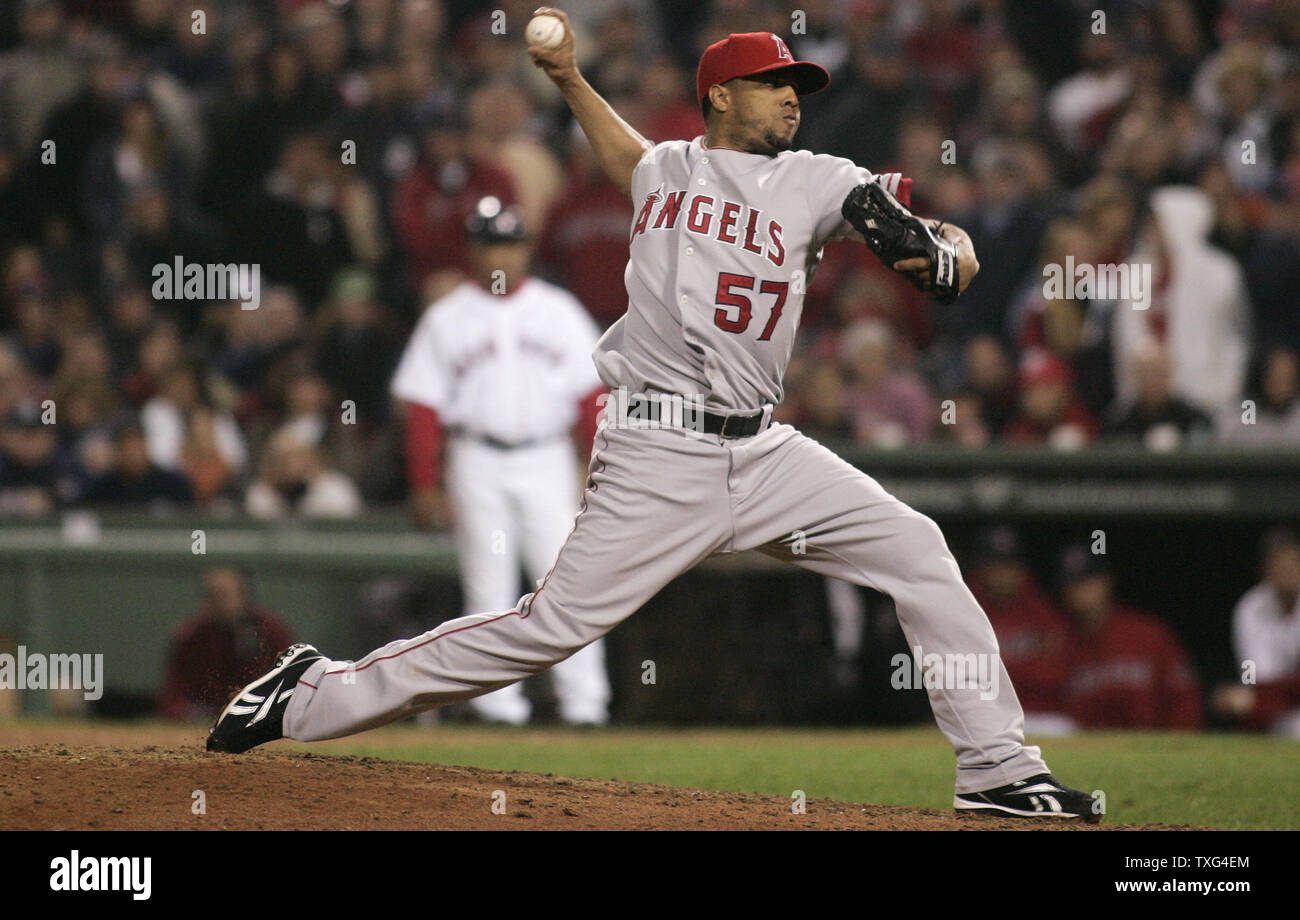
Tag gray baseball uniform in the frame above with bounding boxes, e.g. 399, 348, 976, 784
283, 137, 1049, 793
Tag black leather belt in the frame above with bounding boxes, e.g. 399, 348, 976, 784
452, 429, 559, 450
627, 395, 767, 439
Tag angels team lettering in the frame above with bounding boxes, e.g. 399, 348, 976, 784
631, 190, 785, 266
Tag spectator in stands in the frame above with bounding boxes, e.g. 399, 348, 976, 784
799, 11, 914, 169
0, 400, 61, 515
0, 342, 34, 422
246, 431, 363, 520
290, 3, 350, 105
1008, 217, 1096, 359
51, 374, 117, 497
1056, 544, 1203, 730
51, 330, 113, 400
141, 362, 247, 476
1003, 348, 1098, 448
830, 266, 931, 352
179, 406, 238, 507
0, 0, 83, 160
211, 285, 307, 407
157, 566, 292, 721
943, 141, 1050, 346
1243, 209, 1300, 355
83, 418, 192, 507
82, 93, 195, 240
839, 318, 934, 448
785, 0, 852, 89
1215, 345, 1300, 445
633, 57, 704, 143
104, 283, 155, 383
967, 526, 1073, 733
931, 389, 991, 448
314, 269, 402, 428
9, 293, 60, 381
390, 105, 516, 301
107, 183, 221, 336
959, 334, 1018, 438
22, 32, 136, 238
1047, 27, 1132, 158
1113, 186, 1252, 417
121, 318, 182, 406
322, 140, 389, 272
1103, 343, 1212, 450
796, 362, 855, 444
1078, 173, 1140, 271
200, 38, 328, 222
1013, 212, 1114, 416
536, 128, 635, 328
893, 109, 955, 213
466, 79, 562, 245
273, 372, 334, 451
1214, 528, 1300, 737
153, 0, 229, 98
903, 0, 980, 123
231, 131, 356, 311
1203, 43, 1281, 194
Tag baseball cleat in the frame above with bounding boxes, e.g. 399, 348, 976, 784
954, 773, 1102, 822
206, 644, 323, 754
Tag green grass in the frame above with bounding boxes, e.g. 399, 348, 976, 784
302, 725, 1300, 830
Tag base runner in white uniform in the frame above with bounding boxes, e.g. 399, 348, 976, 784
209, 11, 1100, 821
390, 196, 611, 726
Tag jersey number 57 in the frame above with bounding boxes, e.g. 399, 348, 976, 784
713, 272, 789, 342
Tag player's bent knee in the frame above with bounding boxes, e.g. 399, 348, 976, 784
894, 510, 958, 576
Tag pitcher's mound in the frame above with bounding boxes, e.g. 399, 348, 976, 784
0, 745, 1187, 830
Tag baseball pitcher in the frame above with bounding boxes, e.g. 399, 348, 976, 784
209, 10, 1100, 822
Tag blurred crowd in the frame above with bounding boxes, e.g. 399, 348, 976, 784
2, 0, 1300, 518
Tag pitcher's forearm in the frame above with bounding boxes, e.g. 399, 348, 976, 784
558, 74, 652, 200
527, 8, 650, 200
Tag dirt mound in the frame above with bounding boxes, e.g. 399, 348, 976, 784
0, 744, 1189, 830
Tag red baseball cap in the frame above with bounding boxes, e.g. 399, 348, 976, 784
696, 32, 831, 106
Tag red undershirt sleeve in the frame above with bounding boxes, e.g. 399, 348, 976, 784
574, 386, 607, 459
405, 402, 444, 490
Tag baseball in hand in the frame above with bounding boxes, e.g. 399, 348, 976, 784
526, 14, 565, 49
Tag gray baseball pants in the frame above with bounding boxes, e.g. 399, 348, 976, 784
283, 416, 1048, 793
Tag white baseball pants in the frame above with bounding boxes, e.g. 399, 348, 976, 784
445, 435, 609, 725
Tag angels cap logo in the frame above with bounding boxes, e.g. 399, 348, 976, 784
772, 35, 791, 59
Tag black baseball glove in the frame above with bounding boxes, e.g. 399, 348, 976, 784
841, 181, 960, 304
